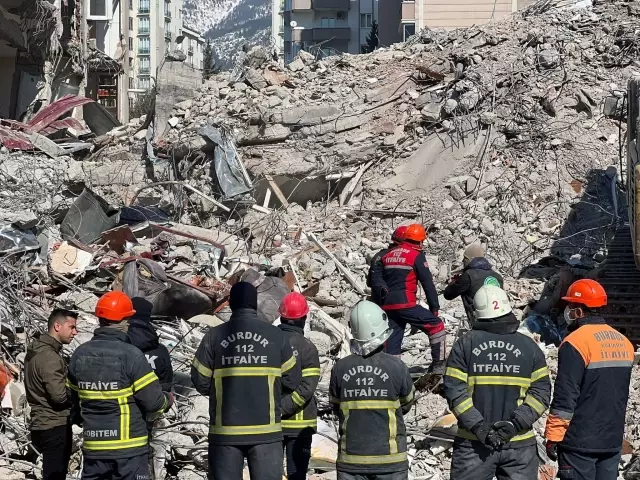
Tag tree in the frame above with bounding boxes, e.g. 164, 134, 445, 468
366, 21, 379, 53
203, 39, 214, 80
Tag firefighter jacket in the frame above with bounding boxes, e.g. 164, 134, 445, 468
329, 350, 415, 474
25, 334, 71, 430
67, 327, 171, 459
367, 245, 392, 305
443, 313, 551, 448
443, 258, 504, 319
545, 316, 633, 453
371, 242, 440, 312
279, 323, 320, 437
191, 307, 301, 446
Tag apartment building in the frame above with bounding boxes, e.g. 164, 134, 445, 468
128, 0, 185, 102
182, 26, 206, 70
274, 0, 382, 63
399, 0, 536, 37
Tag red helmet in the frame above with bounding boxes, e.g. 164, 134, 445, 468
279, 292, 310, 320
391, 225, 408, 244
562, 279, 607, 308
95, 291, 136, 321
404, 224, 427, 243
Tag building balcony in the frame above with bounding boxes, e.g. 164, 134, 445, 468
165, 31, 172, 40
138, 48, 150, 54
293, 27, 350, 42
164, 11, 171, 19
139, 67, 151, 74
312, 0, 349, 9
138, 28, 150, 35
188, 44, 194, 53
279, 25, 284, 35
138, 7, 150, 13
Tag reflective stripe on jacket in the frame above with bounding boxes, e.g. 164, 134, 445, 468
191, 308, 301, 446
443, 314, 551, 448
330, 350, 415, 474
68, 327, 170, 459
545, 317, 633, 453
279, 323, 320, 437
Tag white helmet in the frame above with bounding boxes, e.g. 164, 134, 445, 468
474, 285, 512, 320
349, 301, 392, 356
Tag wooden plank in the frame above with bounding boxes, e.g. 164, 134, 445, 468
264, 174, 290, 208
263, 188, 272, 209
339, 160, 373, 207
307, 232, 366, 295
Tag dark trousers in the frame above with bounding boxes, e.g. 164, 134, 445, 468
558, 448, 621, 480
337, 471, 408, 480
450, 443, 538, 480
82, 453, 150, 480
386, 306, 446, 361
283, 435, 312, 480
209, 442, 283, 480
31, 423, 72, 480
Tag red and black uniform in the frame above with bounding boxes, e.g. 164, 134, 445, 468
545, 316, 633, 480
371, 242, 444, 360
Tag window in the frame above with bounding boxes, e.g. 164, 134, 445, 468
128, 57, 133, 68
88, 0, 110, 19
139, 0, 149, 12
164, 1, 171, 16
129, 0, 132, 9
128, 37, 133, 50
138, 77, 150, 90
129, 17, 133, 31
138, 37, 150, 53
320, 17, 335, 27
360, 13, 372, 27
139, 16, 150, 33
402, 22, 415, 41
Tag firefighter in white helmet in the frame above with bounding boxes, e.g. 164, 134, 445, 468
444, 286, 551, 480
329, 301, 415, 480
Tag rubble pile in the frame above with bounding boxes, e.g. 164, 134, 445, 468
1, 0, 640, 478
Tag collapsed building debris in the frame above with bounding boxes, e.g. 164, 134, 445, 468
1, 0, 640, 477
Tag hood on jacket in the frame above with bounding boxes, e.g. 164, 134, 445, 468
128, 297, 159, 352
465, 257, 493, 271
229, 282, 258, 311
25, 334, 62, 362
472, 312, 519, 335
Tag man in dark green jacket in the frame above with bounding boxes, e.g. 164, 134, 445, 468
25, 309, 78, 480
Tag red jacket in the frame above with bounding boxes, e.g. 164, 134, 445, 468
371, 242, 440, 312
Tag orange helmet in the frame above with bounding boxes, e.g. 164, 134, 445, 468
562, 279, 607, 308
391, 225, 408, 244
95, 291, 136, 321
404, 224, 427, 243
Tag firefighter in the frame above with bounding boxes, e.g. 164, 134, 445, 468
545, 279, 633, 480
278, 292, 321, 480
370, 223, 445, 373
330, 300, 415, 480
444, 285, 551, 480
367, 225, 408, 306
443, 243, 504, 323
67, 291, 173, 480
191, 282, 301, 480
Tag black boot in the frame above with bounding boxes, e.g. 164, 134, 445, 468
427, 360, 446, 375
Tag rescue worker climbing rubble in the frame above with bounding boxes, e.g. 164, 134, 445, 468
366, 225, 408, 305
330, 300, 415, 480
278, 292, 321, 480
370, 223, 445, 373
545, 279, 633, 480
191, 281, 301, 480
444, 285, 551, 480
443, 243, 504, 323
67, 291, 173, 480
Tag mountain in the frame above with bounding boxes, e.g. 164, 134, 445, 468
183, 0, 272, 69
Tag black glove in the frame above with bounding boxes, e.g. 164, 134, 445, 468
546, 441, 558, 461
471, 423, 491, 446
487, 420, 517, 449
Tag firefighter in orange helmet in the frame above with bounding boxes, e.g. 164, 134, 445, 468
545, 279, 633, 480
367, 225, 409, 306
68, 291, 173, 480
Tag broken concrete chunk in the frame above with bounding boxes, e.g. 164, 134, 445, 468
449, 183, 466, 201
174, 99, 194, 110
538, 48, 560, 69
421, 103, 442, 122
288, 58, 305, 72
168, 117, 180, 128
244, 69, 268, 90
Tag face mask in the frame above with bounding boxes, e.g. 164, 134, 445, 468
563, 306, 575, 325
